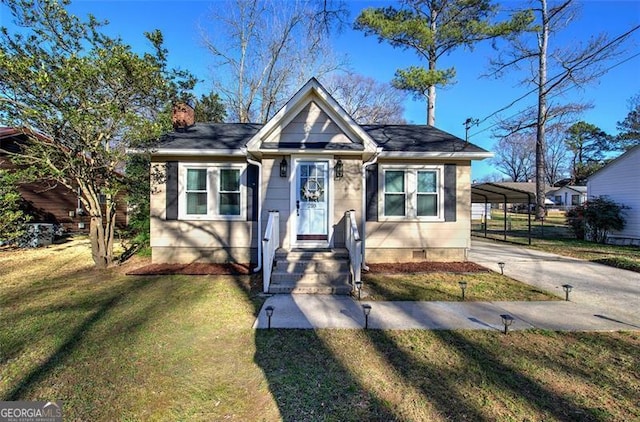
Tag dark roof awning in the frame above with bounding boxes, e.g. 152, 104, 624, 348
471, 182, 537, 203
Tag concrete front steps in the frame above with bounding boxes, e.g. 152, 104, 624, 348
268, 249, 353, 295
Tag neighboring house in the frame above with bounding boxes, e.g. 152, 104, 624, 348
149, 78, 492, 275
471, 203, 491, 220
0, 127, 127, 233
587, 145, 640, 245
546, 185, 587, 210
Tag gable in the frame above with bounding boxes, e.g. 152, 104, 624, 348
246, 78, 377, 155
266, 101, 354, 146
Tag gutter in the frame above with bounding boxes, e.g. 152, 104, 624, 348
242, 149, 263, 273
361, 147, 383, 271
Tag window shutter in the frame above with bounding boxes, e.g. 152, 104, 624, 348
444, 164, 456, 222
246, 164, 259, 222
165, 161, 178, 220
365, 164, 378, 221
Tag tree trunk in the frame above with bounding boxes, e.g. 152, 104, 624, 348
535, 0, 549, 221
86, 192, 116, 269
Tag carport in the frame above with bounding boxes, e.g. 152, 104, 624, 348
471, 182, 537, 245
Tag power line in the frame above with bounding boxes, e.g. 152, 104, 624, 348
467, 26, 640, 139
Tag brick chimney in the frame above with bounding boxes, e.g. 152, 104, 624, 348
172, 102, 195, 131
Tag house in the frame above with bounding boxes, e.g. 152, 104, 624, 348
0, 127, 128, 234
149, 79, 492, 291
546, 185, 587, 211
587, 145, 640, 245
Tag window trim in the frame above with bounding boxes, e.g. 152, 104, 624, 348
378, 164, 444, 222
178, 162, 246, 221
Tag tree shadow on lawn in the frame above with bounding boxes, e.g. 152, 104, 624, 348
254, 329, 400, 421
361, 329, 622, 421
0, 272, 210, 401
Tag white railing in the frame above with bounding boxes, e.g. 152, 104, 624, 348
345, 210, 362, 288
262, 211, 280, 293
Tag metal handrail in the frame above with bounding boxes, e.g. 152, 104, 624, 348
345, 210, 362, 288
262, 211, 279, 293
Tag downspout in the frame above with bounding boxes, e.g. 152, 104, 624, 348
361, 147, 383, 271
243, 149, 263, 272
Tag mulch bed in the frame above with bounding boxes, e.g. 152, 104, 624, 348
126, 262, 252, 276
365, 261, 490, 274
126, 261, 489, 276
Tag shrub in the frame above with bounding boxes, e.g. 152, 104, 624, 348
566, 197, 628, 243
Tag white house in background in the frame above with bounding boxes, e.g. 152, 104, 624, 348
587, 145, 640, 245
546, 185, 587, 210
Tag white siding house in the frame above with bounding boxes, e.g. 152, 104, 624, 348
587, 145, 640, 245
546, 186, 587, 211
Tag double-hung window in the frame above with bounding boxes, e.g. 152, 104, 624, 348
179, 163, 245, 220
380, 165, 443, 221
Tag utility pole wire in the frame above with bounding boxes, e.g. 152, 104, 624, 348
467, 25, 640, 139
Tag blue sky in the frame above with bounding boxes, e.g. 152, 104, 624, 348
2, 0, 639, 180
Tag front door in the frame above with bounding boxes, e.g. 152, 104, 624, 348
295, 160, 329, 246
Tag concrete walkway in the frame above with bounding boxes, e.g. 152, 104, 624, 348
253, 239, 640, 331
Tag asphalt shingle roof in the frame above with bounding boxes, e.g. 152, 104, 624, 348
156, 123, 488, 154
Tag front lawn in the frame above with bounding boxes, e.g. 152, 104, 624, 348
362, 271, 558, 301
1, 239, 638, 421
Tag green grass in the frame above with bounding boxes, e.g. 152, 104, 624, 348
362, 272, 558, 301
1, 240, 639, 421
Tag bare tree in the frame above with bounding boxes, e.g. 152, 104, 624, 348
200, 0, 347, 123
544, 122, 571, 185
488, 0, 636, 218
491, 132, 535, 182
322, 73, 407, 124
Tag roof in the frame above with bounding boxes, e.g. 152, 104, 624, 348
547, 185, 587, 195
362, 125, 488, 154
154, 122, 491, 157
157, 123, 262, 151
471, 182, 539, 203
588, 144, 640, 181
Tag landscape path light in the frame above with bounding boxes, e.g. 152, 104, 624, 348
498, 261, 505, 275
458, 280, 468, 301
500, 314, 515, 334
362, 304, 372, 329
265, 305, 274, 330
354, 280, 363, 300
562, 284, 573, 301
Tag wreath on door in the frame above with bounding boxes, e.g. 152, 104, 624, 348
301, 179, 324, 201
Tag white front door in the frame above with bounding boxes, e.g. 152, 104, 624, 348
295, 160, 329, 246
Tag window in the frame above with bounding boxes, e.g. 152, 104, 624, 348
571, 194, 580, 206
219, 169, 241, 216
186, 169, 207, 215
417, 171, 437, 216
554, 195, 562, 205
179, 163, 245, 220
384, 170, 406, 216
380, 165, 442, 220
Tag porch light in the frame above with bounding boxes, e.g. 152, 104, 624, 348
362, 304, 372, 329
279, 157, 287, 178
498, 261, 505, 275
500, 314, 514, 334
458, 280, 468, 301
562, 284, 573, 301
354, 280, 363, 300
265, 305, 274, 330
335, 158, 343, 179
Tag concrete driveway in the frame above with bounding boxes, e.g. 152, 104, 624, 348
469, 238, 640, 326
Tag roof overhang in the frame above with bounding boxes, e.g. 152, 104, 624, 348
131, 148, 246, 157
381, 151, 494, 160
